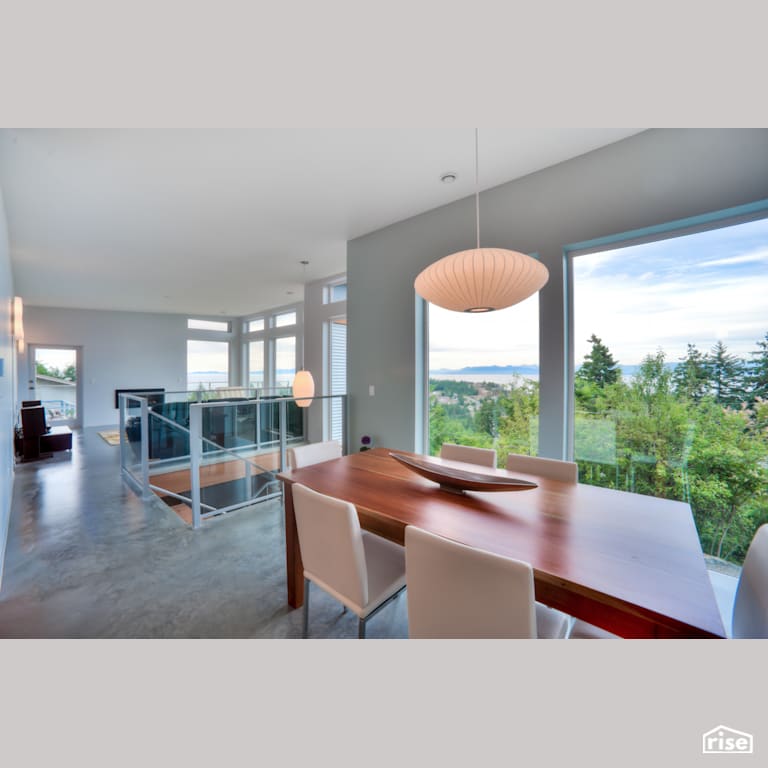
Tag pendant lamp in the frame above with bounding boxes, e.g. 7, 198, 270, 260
414, 129, 549, 312
292, 261, 315, 407
292, 369, 315, 408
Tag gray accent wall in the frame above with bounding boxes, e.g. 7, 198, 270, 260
20, 306, 189, 428
347, 129, 768, 457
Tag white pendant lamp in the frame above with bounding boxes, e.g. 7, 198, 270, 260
292, 369, 315, 408
414, 129, 549, 313
292, 260, 315, 407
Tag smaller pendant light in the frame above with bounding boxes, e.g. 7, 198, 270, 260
415, 129, 549, 312
292, 369, 315, 408
292, 261, 315, 407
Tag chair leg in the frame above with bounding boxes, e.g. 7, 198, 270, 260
358, 617, 366, 639
302, 578, 310, 639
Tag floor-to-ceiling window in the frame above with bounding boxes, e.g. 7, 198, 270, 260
571, 215, 768, 566
242, 305, 301, 393
427, 295, 539, 466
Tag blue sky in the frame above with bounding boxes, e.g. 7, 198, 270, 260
430, 216, 768, 370
573, 216, 768, 365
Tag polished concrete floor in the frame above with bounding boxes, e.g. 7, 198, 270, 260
0, 427, 408, 638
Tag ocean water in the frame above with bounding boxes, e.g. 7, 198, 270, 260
186, 371, 294, 391
429, 373, 538, 385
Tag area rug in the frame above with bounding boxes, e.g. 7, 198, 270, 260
98, 430, 122, 446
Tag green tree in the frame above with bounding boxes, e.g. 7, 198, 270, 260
495, 378, 539, 459
619, 350, 691, 499
747, 332, 768, 405
474, 397, 501, 438
672, 343, 709, 402
576, 334, 620, 388
705, 340, 745, 408
687, 400, 768, 560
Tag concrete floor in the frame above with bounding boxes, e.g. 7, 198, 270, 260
0, 427, 408, 639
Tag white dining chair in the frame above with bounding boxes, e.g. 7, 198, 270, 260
404, 525, 569, 639
292, 483, 406, 638
506, 452, 578, 483
286, 439, 342, 470
440, 442, 497, 468
708, 523, 768, 639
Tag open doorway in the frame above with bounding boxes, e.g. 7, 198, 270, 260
28, 345, 82, 428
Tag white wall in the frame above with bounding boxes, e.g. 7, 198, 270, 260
347, 129, 768, 456
0, 184, 15, 584
20, 307, 189, 427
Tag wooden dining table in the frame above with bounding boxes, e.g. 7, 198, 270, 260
278, 447, 726, 639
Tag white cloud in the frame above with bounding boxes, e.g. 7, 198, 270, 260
699, 247, 768, 268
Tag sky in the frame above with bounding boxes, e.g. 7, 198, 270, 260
429, 295, 539, 370
429, 216, 768, 370
33, 347, 77, 371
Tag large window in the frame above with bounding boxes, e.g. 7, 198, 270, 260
427, 295, 539, 466
274, 336, 296, 390
572, 216, 768, 566
187, 340, 229, 392
248, 340, 264, 388
243, 305, 301, 393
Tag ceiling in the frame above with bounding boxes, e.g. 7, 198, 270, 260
0, 128, 645, 317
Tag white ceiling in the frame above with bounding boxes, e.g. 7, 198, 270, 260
0, 128, 645, 316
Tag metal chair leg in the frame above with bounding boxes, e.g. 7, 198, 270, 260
358, 617, 366, 639
303, 578, 310, 638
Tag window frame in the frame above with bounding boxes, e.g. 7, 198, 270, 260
564, 201, 768, 461
242, 302, 304, 392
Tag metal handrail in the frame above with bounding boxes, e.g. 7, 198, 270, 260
120, 390, 347, 529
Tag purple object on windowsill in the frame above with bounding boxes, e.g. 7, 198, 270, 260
360, 435, 372, 452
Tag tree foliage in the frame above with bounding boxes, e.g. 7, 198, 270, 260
36, 361, 77, 381
706, 340, 745, 408
576, 334, 620, 388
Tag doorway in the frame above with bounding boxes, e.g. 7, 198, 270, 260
28, 345, 82, 428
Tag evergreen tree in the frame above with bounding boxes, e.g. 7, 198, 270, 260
576, 334, 620, 387
672, 343, 709, 402
747, 332, 768, 405
705, 341, 745, 408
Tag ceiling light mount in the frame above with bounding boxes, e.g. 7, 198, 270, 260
415, 129, 549, 313
440, 172, 457, 184
292, 260, 314, 407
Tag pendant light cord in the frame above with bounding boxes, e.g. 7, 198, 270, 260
475, 127, 480, 250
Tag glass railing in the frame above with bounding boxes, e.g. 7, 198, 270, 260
118, 390, 347, 528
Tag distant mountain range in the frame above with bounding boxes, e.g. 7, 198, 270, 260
430, 365, 539, 376
429, 364, 674, 377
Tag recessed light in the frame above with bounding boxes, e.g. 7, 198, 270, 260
440, 172, 457, 184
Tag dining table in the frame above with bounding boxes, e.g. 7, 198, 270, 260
277, 447, 726, 639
